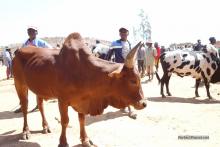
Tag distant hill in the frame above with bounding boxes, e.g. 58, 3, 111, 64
0, 36, 111, 54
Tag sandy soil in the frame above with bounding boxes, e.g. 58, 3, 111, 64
0, 65, 220, 147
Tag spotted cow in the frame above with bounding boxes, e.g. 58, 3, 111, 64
155, 45, 220, 99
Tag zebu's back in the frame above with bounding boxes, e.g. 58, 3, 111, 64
158, 49, 219, 98
161, 50, 216, 80
13, 47, 60, 98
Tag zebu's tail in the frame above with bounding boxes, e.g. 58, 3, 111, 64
155, 71, 161, 84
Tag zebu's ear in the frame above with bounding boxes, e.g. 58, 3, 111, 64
108, 71, 122, 78
108, 67, 123, 78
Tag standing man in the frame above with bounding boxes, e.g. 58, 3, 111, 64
154, 42, 161, 71
207, 37, 219, 58
105, 27, 131, 62
2, 47, 13, 79
137, 45, 146, 78
22, 26, 52, 48
145, 39, 157, 80
105, 27, 137, 119
14, 26, 52, 113
193, 39, 203, 51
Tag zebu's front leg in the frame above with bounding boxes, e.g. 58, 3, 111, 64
204, 81, 212, 99
165, 74, 172, 96
195, 79, 201, 97
161, 73, 171, 98
58, 101, 69, 147
78, 113, 97, 147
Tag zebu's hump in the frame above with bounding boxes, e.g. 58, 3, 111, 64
65, 32, 83, 42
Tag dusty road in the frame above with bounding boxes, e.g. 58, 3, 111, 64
0, 66, 220, 147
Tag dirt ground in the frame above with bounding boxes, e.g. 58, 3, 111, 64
0, 65, 220, 147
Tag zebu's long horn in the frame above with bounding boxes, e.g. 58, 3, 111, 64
124, 41, 143, 68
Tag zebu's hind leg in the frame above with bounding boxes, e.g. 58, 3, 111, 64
161, 73, 170, 98
195, 79, 201, 97
37, 96, 51, 134
13, 56, 31, 139
165, 74, 172, 96
14, 80, 30, 140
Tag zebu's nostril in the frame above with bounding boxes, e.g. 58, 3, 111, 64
142, 102, 147, 107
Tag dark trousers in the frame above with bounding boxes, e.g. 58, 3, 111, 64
138, 60, 145, 75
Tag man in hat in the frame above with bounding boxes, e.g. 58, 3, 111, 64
105, 27, 131, 62
145, 39, 157, 80
14, 26, 52, 113
105, 27, 138, 119
22, 26, 52, 48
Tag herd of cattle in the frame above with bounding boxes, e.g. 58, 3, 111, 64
12, 32, 220, 147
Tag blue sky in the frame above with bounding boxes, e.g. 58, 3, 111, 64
0, 0, 220, 47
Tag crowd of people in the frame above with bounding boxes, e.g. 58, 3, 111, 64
1, 26, 219, 82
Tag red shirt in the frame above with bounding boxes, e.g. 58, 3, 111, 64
155, 47, 161, 60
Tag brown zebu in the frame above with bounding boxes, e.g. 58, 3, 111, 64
13, 32, 147, 147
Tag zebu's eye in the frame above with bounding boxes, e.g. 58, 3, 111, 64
130, 80, 137, 85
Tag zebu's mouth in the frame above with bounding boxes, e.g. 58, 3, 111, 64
132, 99, 147, 110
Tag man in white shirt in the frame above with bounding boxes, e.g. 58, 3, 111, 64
14, 26, 52, 113
105, 27, 137, 119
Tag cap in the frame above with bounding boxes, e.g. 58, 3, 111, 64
119, 27, 129, 33
146, 39, 153, 44
27, 26, 38, 31
209, 37, 216, 42
5, 46, 11, 51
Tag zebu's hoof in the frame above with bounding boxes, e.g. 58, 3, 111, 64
195, 92, 199, 97
82, 140, 97, 147
162, 94, 166, 98
58, 143, 69, 147
128, 112, 137, 119
43, 127, 51, 134
22, 131, 31, 140
167, 92, 172, 96
208, 97, 216, 101
208, 95, 213, 100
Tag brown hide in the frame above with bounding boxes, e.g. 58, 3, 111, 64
13, 32, 146, 146
13, 33, 146, 116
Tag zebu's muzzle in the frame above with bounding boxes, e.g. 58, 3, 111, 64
132, 99, 147, 110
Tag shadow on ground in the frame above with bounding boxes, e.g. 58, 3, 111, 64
0, 78, 14, 86
0, 132, 41, 147
85, 110, 128, 126
0, 111, 23, 120
148, 96, 220, 104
